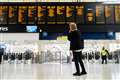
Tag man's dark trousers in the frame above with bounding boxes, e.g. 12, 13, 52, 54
72, 51, 86, 73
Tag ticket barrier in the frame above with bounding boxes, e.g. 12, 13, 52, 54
1, 50, 120, 64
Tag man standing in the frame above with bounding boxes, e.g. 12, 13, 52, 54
67, 22, 87, 76
101, 47, 109, 64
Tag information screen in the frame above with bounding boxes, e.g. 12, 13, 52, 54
115, 5, 120, 24
0, 6, 8, 24
56, 6, 65, 24
85, 5, 95, 24
66, 6, 75, 24
96, 5, 105, 24
105, 5, 114, 24
76, 5, 84, 24
47, 6, 56, 24
18, 6, 27, 24
38, 6, 46, 24
8, 6, 18, 24
28, 6, 37, 24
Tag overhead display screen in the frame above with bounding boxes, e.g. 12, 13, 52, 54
76, 5, 84, 24
85, 5, 95, 24
0, 6, 8, 24
38, 6, 46, 24
8, 6, 18, 24
66, 6, 75, 24
28, 6, 37, 24
56, 6, 65, 24
47, 6, 56, 24
115, 5, 120, 24
18, 6, 28, 24
105, 5, 114, 24
96, 5, 105, 24
1, 3, 120, 26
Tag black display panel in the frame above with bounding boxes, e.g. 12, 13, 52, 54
76, 5, 84, 24
18, 6, 28, 24
38, 6, 46, 24
85, 5, 95, 24
96, 5, 105, 24
105, 5, 114, 24
47, 6, 56, 24
66, 6, 75, 24
0, 25, 26, 33
56, 6, 65, 24
28, 6, 37, 24
115, 5, 120, 24
8, 6, 18, 24
0, 25, 39, 33
0, 6, 8, 24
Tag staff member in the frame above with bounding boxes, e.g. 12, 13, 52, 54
67, 22, 87, 76
101, 47, 109, 64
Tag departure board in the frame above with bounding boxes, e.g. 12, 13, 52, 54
28, 6, 37, 24
96, 5, 105, 24
66, 6, 75, 24
85, 5, 95, 24
115, 5, 120, 24
0, 6, 8, 24
105, 5, 114, 24
8, 6, 18, 24
18, 6, 28, 24
38, 6, 46, 24
47, 6, 56, 24
56, 6, 65, 24
76, 5, 84, 24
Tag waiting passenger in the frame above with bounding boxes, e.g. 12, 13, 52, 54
67, 22, 87, 76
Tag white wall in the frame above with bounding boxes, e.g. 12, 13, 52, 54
0, 33, 39, 41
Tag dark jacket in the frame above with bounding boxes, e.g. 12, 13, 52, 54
67, 30, 84, 50
0, 48, 4, 55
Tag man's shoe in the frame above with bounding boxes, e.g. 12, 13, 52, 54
80, 72, 87, 75
73, 72, 81, 76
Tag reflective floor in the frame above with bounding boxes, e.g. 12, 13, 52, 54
0, 62, 120, 80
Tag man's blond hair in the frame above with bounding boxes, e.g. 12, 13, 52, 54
69, 22, 77, 31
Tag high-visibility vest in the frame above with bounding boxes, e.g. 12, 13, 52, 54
101, 49, 108, 56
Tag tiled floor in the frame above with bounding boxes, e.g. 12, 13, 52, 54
0, 62, 120, 80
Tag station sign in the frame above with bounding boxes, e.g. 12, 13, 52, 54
0, 25, 39, 33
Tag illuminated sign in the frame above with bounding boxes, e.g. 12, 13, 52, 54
47, 6, 56, 24
66, 6, 75, 23
0, 27, 8, 32
0, 6, 8, 24
85, 5, 95, 24
18, 6, 27, 24
76, 5, 84, 24
38, 6, 46, 24
28, 6, 37, 24
57, 6, 65, 24
26, 26, 37, 32
96, 5, 105, 24
105, 5, 114, 24
9, 6, 17, 24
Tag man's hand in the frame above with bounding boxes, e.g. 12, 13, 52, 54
69, 30, 71, 33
